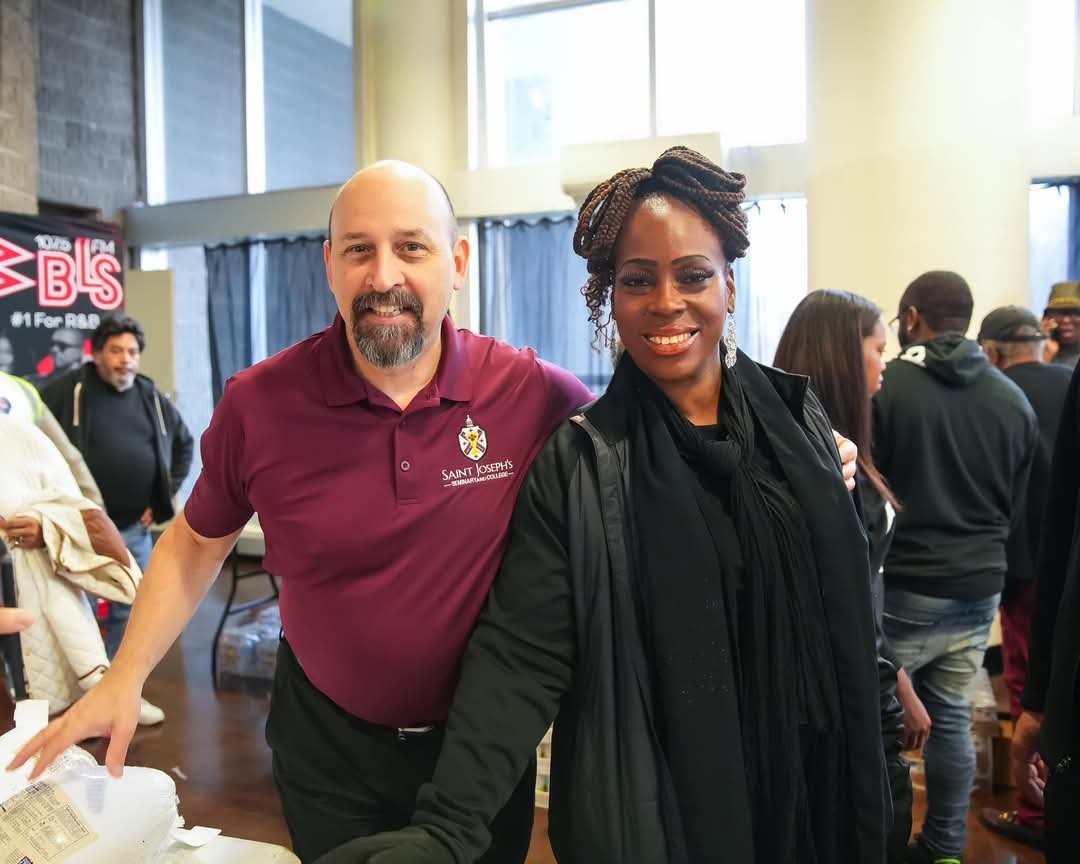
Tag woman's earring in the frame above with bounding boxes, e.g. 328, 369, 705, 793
723, 314, 738, 368
608, 324, 624, 365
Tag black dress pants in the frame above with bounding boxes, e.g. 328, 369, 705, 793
266, 639, 536, 864
1046, 752, 1080, 863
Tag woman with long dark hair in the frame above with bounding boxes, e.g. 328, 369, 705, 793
317, 149, 888, 864
775, 289, 926, 861
774, 291, 897, 585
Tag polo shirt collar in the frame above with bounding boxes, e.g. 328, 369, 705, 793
319, 314, 473, 407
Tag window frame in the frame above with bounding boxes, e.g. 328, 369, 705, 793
143, 0, 353, 203
470, 0, 659, 168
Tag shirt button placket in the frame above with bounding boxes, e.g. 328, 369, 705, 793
395, 417, 419, 503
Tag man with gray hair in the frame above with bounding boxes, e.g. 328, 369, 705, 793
976, 305, 1072, 849
16, 161, 595, 864
40, 315, 193, 666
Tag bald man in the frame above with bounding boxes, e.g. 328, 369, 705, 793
9, 162, 593, 863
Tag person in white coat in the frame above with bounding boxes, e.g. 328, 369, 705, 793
0, 415, 163, 724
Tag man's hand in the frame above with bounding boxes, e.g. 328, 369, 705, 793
0, 608, 34, 634
896, 667, 932, 751
1042, 318, 1060, 364
8, 669, 144, 779
833, 430, 857, 492
0, 516, 45, 550
1012, 710, 1047, 807
139, 508, 154, 528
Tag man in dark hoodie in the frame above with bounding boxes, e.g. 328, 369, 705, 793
873, 272, 1038, 864
40, 315, 193, 664
975, 306, 1072, 848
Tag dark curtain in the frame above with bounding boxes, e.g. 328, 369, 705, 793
205, 242, 252, 404
264, 236, 336, 356
480, 217, 612, 393
1068, 180, 1080, 281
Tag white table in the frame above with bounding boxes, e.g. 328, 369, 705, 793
162, 835, 298, 862
211, 516, 277, 688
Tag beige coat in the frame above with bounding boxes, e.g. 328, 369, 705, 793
0, 417, 140, 713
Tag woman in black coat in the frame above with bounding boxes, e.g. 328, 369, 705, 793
775, 289, 923, 862
318, 148, 888, 864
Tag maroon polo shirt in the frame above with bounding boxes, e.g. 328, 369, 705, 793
185, 315, 591, 726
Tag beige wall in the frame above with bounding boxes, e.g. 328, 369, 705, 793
806, 0, 1031, 324
357, 0, 464, 180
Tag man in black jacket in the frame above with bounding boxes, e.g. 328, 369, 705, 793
40, 315, 193, 663
873, 272, 1037, 864
975, 306, 1072, 847
1012, 360, 1080, 863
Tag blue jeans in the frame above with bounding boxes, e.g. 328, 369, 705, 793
883, 588, 999, 858
106, 523, 152, 658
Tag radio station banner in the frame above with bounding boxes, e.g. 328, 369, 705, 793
0, 212, 124, 385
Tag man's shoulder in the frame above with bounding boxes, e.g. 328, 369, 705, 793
458, 328, 538, 371
458, 329, 589, 399
133, 372, 160, 394
224, 331, 325, 399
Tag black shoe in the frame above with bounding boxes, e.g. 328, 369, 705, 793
905, 836, 963, 864
978, 808, 1044, 849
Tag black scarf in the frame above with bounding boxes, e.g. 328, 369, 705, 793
616, 354, 844, 862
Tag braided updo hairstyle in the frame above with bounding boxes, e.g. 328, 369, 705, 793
573, 146, 750, 344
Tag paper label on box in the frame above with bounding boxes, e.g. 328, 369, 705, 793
0, 782, 97, 862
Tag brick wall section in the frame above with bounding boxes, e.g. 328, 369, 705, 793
0, 0, 39, 214
36, 0, 138, 218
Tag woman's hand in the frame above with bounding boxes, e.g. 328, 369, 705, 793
1011, 711, 1047, 807
0, 608, 34, 634
895, 667, 932, 751
0, 516, 45, 550
832, 430, 857, 491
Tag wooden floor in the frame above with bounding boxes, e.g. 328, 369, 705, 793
0, 575, 1048, 862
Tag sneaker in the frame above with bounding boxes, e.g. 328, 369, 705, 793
138, 698, 165, 726
978, 808, 1044, 849
905, 837, 962, 864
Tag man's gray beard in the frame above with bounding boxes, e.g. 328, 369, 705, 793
353, 320, 425, 368
111, 374, 135, 392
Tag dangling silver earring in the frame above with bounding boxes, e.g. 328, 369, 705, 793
723, 313, 738, 368
608, 335, 624, 366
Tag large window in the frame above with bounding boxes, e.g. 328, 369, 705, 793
472, 0, 807, 167
261, 0, 355, 191
654, 1, 805, 145
1030, 183, 1074, 310
145, 0, 355, 203
479, 0, 650, 166
734, 198, 808, 364
155, 0, 247, 203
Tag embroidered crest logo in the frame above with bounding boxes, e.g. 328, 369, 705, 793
458, 415, 488, 462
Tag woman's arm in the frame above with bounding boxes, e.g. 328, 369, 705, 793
317, 440, 580, 864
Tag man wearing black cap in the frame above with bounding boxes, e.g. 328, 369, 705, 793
1042, 281, 1080, 369
975, 306, 1072, 848
873, 273, 1038, 864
